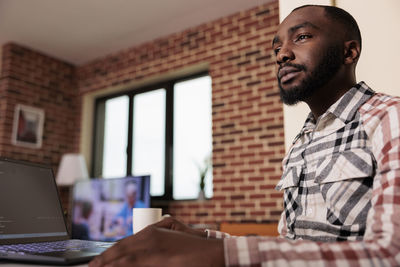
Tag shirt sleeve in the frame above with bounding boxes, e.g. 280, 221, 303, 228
223, 100, 400, 266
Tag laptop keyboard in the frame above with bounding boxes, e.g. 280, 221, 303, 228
0, 240, 113, 255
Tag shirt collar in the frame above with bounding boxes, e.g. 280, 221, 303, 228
293, 82, 375, 144
327, 81, 375, 124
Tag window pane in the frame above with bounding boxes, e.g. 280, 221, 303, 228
173, 76, 213, 200
103, 96, 129, 178
132, 89, 166, 196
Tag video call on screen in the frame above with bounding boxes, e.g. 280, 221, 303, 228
0, 160, 67, 239
72, 176, 150, 241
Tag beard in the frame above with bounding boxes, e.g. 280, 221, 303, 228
278, 44, 343, 105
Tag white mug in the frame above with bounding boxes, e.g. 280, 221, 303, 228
132, 208, 162, 234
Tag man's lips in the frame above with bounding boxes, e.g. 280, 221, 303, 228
278, 66, 302, 84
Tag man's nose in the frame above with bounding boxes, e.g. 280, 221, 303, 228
276, 45, 294, 64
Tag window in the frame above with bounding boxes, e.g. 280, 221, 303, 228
92, 74, 213, 200
173, 77, 213, 199
132, 89, 166, 196
102, 96, 128, 177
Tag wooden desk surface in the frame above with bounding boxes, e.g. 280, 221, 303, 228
0, 262, 87, 267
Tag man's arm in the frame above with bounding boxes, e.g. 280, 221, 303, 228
89, 226, 225, 267
155, 217, 232, 239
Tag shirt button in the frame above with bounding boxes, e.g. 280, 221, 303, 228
308, 208, 313, 214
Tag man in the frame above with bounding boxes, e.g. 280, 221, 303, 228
108, 181, 146, 238
90, 5, 400, 266
71, 200, 93, 240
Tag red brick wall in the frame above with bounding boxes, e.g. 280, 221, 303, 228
0, 43, 80, 170
77, 1, 284, 226
0, 1, 284, 227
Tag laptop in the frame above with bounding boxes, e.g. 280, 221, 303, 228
71, 175, 150, 242
0, 158, 114, 265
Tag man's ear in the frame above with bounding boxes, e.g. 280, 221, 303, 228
344, 40, 361, 64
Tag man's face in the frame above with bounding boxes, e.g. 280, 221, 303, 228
272, 7, 344, 105
126, 184, 137, 208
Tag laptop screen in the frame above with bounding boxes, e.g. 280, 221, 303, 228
0, 159, 69, 244
71, 176, 150, 242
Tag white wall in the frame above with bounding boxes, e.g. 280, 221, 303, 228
338, 0, 400, 97
280, 0, 400, 151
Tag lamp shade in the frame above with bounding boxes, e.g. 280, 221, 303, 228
56, 153, 89, 185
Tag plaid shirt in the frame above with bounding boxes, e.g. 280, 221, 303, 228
208, 82, 400, 266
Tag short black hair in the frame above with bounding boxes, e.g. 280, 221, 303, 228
293, 5, 362, 50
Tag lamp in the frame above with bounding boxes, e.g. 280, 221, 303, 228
56, 153, 89, 185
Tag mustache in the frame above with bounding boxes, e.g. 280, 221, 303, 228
276, 63, 307, 82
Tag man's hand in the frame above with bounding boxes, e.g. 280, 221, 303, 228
89, 225, 224, 267
154, 216, 208, 238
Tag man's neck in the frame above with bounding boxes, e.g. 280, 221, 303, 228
305, 76, 357, 119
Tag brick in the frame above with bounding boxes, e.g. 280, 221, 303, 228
250, 211, 266, 216
250, 194, 266, 199
248, 127, 262, 133
249, 176, 265, 182
237, 60, 251, 66
240, 203, 255, 208
213, 178, 226, 184
270, 175, 282, 181
221, 123, 235, 129
229, 145, 244, 151
259, 151, 276, 156
238, 75, 252, 81
239, 152, 255, 158
231, 211, 246, 216
256, 9, 271, 17
231, 178, 245, 183
231, 195, 245, 200
203, 204, 216, 209
221, 170, 235, 176
270, 211, 282, 216
249, 159, 264, 165
260, 134, 275, 139
212, 196, 227, 201
239, 185, 255, 191
260, 167, 275, 173
269, 157, 283, 163
221, 186, 235, 191
268, 141, 284, 147
239, 136, 254, 142
260, 185, 276, 190
245, 50, 261, 57
260, 202, 276, 207
222, 204, 235, 209
270, 193, 283, 199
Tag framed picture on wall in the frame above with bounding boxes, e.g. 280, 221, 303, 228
11, 104, 45, 149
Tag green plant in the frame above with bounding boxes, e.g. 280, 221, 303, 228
196, 155, 212, 191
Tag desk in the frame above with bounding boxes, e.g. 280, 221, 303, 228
220, 222, 279, 236
0, 262, 87, 267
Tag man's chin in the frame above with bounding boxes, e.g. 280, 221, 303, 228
278, 79, 300, 92
278, 85, 306, 105
280, 96, 302, 106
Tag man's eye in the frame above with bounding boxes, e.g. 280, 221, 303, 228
296, 34, 311, 42
274, 47, 281, 55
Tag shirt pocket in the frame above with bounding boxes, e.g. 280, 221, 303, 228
314, 148, 375, 226
276, 165, 302, 190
